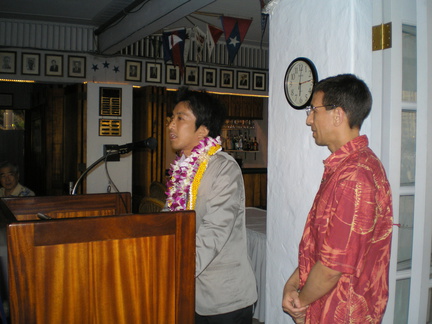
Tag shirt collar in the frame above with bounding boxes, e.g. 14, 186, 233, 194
323, 135, 369, 170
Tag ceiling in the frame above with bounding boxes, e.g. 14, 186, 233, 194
0, 0, 269, 54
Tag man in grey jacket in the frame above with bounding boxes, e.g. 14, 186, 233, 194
165, 87, 257, 323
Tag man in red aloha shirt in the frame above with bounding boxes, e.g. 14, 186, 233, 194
282, 74, 393, 323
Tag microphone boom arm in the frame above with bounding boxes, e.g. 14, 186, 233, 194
71, 153, 115, 195
71, 137, 157, 195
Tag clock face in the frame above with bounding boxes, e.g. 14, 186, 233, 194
284, 58, 318, 109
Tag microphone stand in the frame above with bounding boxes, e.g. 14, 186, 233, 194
71, 152, 117, 195
71, 138, 157, 195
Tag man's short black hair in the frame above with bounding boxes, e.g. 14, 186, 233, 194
313, 74, 372, 129
176, 87, 227, 138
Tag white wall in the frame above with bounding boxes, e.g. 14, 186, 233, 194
266, 0, 372, 322
85, 82, 133, 194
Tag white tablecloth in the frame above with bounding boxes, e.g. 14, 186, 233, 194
246, 207, 266, 322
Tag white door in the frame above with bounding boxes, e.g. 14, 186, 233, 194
372, 0, 432, 323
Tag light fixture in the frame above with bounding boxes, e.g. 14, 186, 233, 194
0, 79, 35, 83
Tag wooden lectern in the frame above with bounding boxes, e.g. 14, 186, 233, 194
0, 193, 195, 324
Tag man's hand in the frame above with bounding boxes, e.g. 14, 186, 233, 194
282, 285, 308, 323
282, 269, 308, 323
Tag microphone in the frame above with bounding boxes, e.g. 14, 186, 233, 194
117, 137, 158, 154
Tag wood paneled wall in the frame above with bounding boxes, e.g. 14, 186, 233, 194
218, 95, 264, 119
27, 84, 86, 196
132, 86, 174, 212
243, 173, 267, 209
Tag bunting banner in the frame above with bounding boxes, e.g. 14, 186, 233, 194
150, 35, 162, 58
221, 16, 252, 63
193, 26, 206, 62
206, 24, 223, 57
162, 28, 187, 72
259, 0, 269, 48
260, 13, 268, 48
185, 28, 193, 64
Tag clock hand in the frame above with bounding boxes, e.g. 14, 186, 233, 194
298, 74, 302, 95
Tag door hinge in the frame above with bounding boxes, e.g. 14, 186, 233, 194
372, 22, 392, 51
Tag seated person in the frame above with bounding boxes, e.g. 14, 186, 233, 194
0, 161, 35, 197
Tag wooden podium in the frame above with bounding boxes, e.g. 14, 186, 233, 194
0, 193, 195, 324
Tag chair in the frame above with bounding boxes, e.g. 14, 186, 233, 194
138, 197, 165, 213
149, 181, 167, 202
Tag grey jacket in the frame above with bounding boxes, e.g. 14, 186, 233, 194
194, 151, 257, 315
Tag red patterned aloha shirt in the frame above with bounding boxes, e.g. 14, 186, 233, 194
298, 135, 393, 323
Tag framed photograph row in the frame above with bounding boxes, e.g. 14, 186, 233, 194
0, 51, 266, 91
220, 70, 266, 91
0, 51, 86, 78
145, 62, 266, 91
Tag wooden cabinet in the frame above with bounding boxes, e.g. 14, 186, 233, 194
218, 95, 264, 120
242, 170, 267, 209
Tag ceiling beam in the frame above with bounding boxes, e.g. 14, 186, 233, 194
97, 0, 215, 54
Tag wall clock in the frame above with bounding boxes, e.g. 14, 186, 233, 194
284, 57, 318, 109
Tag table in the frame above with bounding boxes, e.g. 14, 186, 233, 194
246, 207, 266, 322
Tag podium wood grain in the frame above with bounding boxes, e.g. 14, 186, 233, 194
0, 193, 195, 324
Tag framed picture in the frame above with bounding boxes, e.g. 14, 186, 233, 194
145, 62, 162, 83
220, 69, 234, 88
22, 53, 40, 75
185, 66, 199, 86
100, 87, 122, 116
0, 51, 16, 74
166, 64, 180, 84
68, 56, 86, 78
45, 55, 63, 77
202, 68, 216, 87
125, 60, 142, 82
253, 72, 266, 91
237, 71, 250, 90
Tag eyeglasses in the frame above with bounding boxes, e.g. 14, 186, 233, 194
305, 105, 336, 116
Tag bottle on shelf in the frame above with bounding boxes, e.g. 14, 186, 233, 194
238, 133, 243, 151
244, 133, 250, 151
253, 137, 259, 151
222, 120, 260, 152
233, 135, 239, 150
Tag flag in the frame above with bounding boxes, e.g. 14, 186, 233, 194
260, 13, 268, 48
259, 0, 269, 48
206, 24, 223, 57
150, 35, 162, 58
162, 29, 187, 73
193, 26, 206, 62
184, 28, 193, 64
221, 16, 252, 63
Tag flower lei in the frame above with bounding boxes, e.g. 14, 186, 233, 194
166, 136, 222, 211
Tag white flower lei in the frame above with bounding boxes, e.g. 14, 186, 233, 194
166, 136, 222, 211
